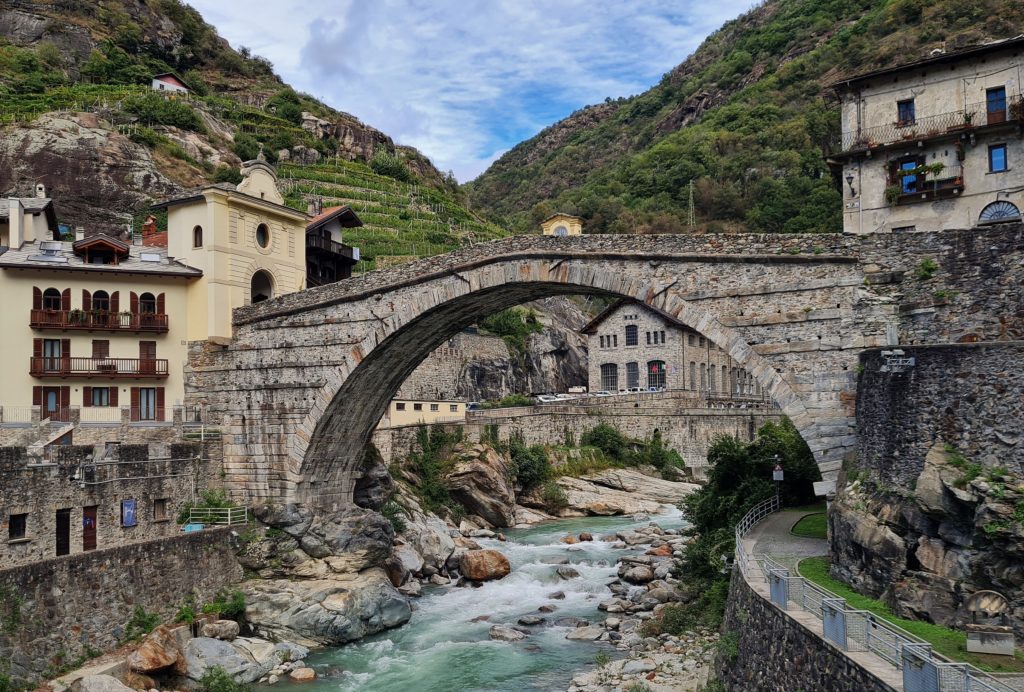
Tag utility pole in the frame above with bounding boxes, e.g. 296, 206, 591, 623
687, 180, 695, 230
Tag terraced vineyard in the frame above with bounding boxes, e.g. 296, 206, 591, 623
277, 159, 509, 272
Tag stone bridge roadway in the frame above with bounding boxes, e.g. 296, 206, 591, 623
185, 225, 1024, 510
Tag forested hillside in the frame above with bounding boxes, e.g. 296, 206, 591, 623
466, 0, 1024, 235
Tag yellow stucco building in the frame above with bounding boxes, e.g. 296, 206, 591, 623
540, 213, 583, 236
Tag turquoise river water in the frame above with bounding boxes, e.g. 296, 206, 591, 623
277, 506, 687, 692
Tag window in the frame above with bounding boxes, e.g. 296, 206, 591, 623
646, 331, 651, 345
625, 325, 638, 346
699, 337, 705, 347
92, 340, 109, 359
139, 292, 157, 314
612, 335, 618, 347
892, 225, 917, 233
193, 225, 203, 248
8, 513, 27, 540
600, 363, 619, 391
553, 225, 568, 236
722, 365, 728, 393
896, 99, 915, 126
92, 290, 110, 312
709, 366, 716, 391
626, 362, 639, 389
989, 144, 1008, 173
154, 498, 169, 521
255, 223, 270, 248
700, 365, 707, 391
121, 499, 137, 527
689, 362, 696, 389
450, 404, 458, 413
688, 334, 695, 347
430, 404, 439, 412
413, 403, 423, 411
647, 360, 666, 389
138, 388, 157, 421
251, 270, 274, 304
979, 201, 1021, 224
600, 336, 605, 348
900, 159, 919, 194
660, 330, 666, 343
396, 402, 406, 411
90, 387, 110, 407
43, 287, 62, 310
987, 87, 1007, 124
43, 338, 62, 370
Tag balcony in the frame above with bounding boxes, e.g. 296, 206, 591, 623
832, 93, 1023, 155
30, 309, 169, 333
30, 357, 170, 379
306, 234, 357, 260
886, 165, 965, 205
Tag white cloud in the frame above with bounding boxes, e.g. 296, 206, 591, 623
188, 0, 752, 181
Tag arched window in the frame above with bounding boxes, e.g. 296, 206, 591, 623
553, 225, 568, 237
979, 201, 1021, 224
721, 365, 728, 393
93, 290, 110, 312
626, 362, 639, 389
139, 292, 157, 314
193, 225, 203, 248
43, 288, 61, 311
255, 223, 270, 248
600, 363, 619, 391
647, 360, 666, 389
251, 270, 274, 304
689, 362, 696, 390
625, 324, 638, 346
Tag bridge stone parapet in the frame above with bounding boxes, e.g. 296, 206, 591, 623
186, 225, 1024, 510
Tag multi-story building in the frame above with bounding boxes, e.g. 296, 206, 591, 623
580, 300, 761, 399
829, 36, 1024, 234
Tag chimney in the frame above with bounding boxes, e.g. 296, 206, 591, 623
35, 183, 46, 199
9, 199, 24, 247
75, 227, 85, 241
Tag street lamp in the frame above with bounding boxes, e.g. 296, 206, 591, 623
845, 173, 856, 197
772, 454, 784, 505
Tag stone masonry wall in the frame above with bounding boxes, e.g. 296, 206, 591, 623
716, 566, 896, 691
0, 528, 243, 684
396, 332, 510, 400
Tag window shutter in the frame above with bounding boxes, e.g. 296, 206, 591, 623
130, 387, 140, 422
83, 386, 92, 407
82, 289, 91, 311
156, 387, 165, 421
130, 291, 139, 314
156, 293, 165, 314
32, 386, 42, 406
110, 291, 119, 312
60, 386, 70, 409
61, 338, 70, 357
33, 287, 42, 310
109, 387, 118, 407
61, 288, 71, 311
33, 338, 42, 358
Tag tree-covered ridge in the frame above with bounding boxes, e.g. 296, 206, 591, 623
467, 0, 1024, 235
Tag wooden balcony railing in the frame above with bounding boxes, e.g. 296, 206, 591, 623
306, 234, 357, 260
30, 357, 170, 379
30, 309, 169, 333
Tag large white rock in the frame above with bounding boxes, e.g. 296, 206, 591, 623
183, 638, 254, 682
72, 676, 135, 692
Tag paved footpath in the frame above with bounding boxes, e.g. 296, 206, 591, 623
745, 509, 829, 571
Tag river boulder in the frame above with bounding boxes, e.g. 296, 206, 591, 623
298, 508, 394, 570
489, 625, 527, 642
444, 444, 516, 527
459, 549, 512, 581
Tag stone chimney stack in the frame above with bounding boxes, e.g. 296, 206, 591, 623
35, 183, 46, 198
75, 227, 85, 241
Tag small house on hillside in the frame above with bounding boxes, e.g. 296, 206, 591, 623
151, 72, 191, 95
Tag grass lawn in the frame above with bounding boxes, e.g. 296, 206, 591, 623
798, 556, 1024, 672
790, 513, 827, 539
787, 501, 827, 514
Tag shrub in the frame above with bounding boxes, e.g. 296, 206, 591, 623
540, 480, 569, 510
479, 308, 543, 357
581, 423, 630, 462
915, 258, 939, 280
202, 590, 246, 619
213, 166, 243, 184
231, 133, 261, 162
508, 435, 550, 490
370, 150, 412, 182
199, 666, 251, 692
123, 92, 204, 132
177, 488, 238, 524
381, 500, 407, 534
124, 605, 161, 641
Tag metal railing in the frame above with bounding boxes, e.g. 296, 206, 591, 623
306, 234, 357, 259
29, 356, 170, 378
187, 507, 249, 526
736, 504, 1016, 691
833, 94, 1023, 153
0, 406, 38, 424
29, 309, 169, 333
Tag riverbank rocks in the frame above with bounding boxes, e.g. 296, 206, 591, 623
298, 508, 394, 570
522, 469, 697, 517
289, 667, 317, 682
444, 444, 516, 527
460, 549, 512, 581
128, 624, 190, 673
489, 625, 528, 642
71, 676, 135, 692
201, 619, 240, 641
244, 568, 412, 646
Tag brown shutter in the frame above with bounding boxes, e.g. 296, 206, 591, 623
109, 387, 118, 407
60, 386, 70, 409
130, 387, 140, 422
33, 338, 42, 357
32, 386, 42, 406
110, 291, 119, 313
130, 291, 138, 314
33, 287, 42, 310
156, 293, 165, 314
156, 387, 165, 421
83, 386, 92, 407
61, 288, 70, 311
82, 289, 91, 312
92, 340, 109, 359
61, 338, 70, 356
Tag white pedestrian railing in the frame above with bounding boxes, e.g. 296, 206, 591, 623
187, 507, 249, 526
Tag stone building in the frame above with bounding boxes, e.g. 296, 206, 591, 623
540, 212, 583, 236
830, 36, 1024, 234
580, 300, 761, 398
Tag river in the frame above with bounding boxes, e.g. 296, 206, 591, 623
285, 507, 688, 692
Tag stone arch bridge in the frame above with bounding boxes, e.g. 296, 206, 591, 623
186, 227, 1024, 510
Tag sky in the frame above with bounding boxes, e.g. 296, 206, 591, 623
188, 1, 753, 182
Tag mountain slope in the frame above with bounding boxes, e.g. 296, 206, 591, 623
466, 0, 1024, 235
0, 0, 482, 249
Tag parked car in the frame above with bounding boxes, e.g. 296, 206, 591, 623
592, 390, 612, 397
536, 394, 559, 403
626, 387, 645, 394
554, 393, 575, 400
467, 401, 482, 411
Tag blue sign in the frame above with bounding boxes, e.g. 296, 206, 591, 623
122, 499, 137, 527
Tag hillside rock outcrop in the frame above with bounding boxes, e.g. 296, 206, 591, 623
443, 443, 516, 527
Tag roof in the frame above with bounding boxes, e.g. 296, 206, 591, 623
152, 72, 191, 90
72, 234, 130, 257
0, 239, 202, 278
307, 205, 364, 232
541, 212, 582, 224
831, 35, 1024, 91
580, 299, 692, 335
0, 197, 59, 233
151, 184, 308, 219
